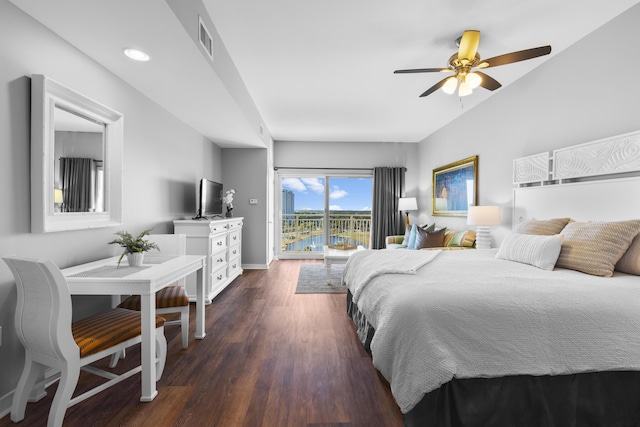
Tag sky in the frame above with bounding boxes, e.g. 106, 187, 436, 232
282, 177, 372, 211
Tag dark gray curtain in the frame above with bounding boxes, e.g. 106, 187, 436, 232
60, 157, 93, 212
371, 167, 406, 249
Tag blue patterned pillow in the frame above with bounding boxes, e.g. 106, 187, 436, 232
407, 224, 419, 250
401, 225, 412, 245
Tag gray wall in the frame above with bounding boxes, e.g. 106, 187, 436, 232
416, 3, 640, 248
222, 148, 270, 268
0, 2, 223, 405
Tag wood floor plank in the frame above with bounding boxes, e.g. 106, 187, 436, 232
0, 260, 403, 427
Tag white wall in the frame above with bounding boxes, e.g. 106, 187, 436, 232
0, 2, 224, 406
274, 141, 420, 196
417, 3, 640, 248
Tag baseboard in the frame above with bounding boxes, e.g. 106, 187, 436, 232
0, 368, 57, 419
241, 263, 268, 270
0, 391, 11, 420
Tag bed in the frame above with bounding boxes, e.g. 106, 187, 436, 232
343, 176, 640, 426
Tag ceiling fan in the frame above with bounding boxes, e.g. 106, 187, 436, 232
394, 30, 551, 98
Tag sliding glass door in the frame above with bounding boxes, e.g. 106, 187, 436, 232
277, 171, 372, 259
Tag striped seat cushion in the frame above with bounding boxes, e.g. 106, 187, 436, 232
72, 308, 165, 358
118, 286, 189, 311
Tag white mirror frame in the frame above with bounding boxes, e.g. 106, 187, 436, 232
31, 74, 123, 233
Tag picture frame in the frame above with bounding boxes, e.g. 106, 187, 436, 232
432, 155, 478, 217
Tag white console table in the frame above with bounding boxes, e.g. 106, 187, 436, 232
174, 217, 243, 304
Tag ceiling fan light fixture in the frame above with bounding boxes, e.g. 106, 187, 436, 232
466, 72, 482, 89
458, 81, 473, 97
442, 76, 458, 94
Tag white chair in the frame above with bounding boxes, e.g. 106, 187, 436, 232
117, 234, 190, 349
3, 255, 167, 427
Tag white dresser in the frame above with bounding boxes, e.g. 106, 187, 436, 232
173, 217, 243, 303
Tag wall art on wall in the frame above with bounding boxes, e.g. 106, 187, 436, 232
432, 155, 478, 217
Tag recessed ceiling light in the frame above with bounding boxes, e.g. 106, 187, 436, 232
123, 48, 150, 62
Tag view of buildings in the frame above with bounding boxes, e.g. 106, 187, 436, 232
281, 177, 372, 252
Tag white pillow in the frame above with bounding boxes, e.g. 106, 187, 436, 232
496, 232, 563, 270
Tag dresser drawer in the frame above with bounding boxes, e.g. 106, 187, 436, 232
228, 229, 241, 246
227, 220, 242, 231
211, 264, 228, 293
210, 235, 227, 253
228, 244, 241, 260
227, 256, 242, 278
209, 251, 226, 270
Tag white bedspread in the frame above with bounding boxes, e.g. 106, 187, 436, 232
343, 249, 640, 413
343, 249, 441, 303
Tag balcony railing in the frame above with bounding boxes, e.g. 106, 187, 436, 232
281, 213, 371, 252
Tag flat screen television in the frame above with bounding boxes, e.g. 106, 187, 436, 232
196, 178, 223, 219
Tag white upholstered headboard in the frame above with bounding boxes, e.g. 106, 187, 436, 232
512, 129, 640, 227
513, 177, 640, 227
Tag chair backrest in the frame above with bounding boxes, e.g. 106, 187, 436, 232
147, 234, 187, 286
147, 234, 186, 256
3, 256, 77, 363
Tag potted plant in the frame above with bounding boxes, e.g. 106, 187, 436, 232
109, 228, 159, 267
223, 189, 236, 217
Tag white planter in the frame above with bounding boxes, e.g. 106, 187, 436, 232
127, 252, 144, 267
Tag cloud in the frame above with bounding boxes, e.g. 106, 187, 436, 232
330, 186, 348, 200
282, 177, 307, 192
301, 178, 324, 194
329, 205, 342, 210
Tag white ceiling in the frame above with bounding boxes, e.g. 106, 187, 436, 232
10, 0, 640, 147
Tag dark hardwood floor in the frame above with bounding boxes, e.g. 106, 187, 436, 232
0, 260, 403, 427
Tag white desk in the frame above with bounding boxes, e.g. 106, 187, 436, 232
323, 245, 364, 284
62, 254, 205, 402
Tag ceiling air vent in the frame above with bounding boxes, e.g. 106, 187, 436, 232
198, 16, 214, 61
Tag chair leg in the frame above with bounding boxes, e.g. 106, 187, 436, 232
155, 328, 167, 381
180, 307, 189, 349
11, 355, 44, 422
108, 349, 126, 368
48, 364, 80, 427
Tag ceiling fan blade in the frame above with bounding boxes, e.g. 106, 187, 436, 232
419, 77, 450, 97
479, 45, 552, 68
458, 30, 480, 64
475, 72, 502, 91
394, 68, 450, 74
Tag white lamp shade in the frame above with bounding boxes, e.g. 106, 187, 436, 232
458, 81, 473, 97
466, 205, 501, 226
442, 76, 458, 94
466, 72, 482, 89
54, 189, 64, 204
398, 197, 418, 212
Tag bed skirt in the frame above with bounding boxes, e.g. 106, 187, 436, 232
346, 291, 640, 426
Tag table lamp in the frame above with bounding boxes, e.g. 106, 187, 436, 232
54, 189, 64, 212
467, 205, 501, 249
398, 197, 418, 227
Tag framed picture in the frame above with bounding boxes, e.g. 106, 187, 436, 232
432, 155, 478, 217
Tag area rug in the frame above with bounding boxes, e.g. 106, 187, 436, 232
295, 264, 346, 294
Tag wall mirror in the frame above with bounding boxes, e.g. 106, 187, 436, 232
31, 74, 123, 233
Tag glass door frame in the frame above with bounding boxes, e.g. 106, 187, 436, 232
275, 168, 372, 260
